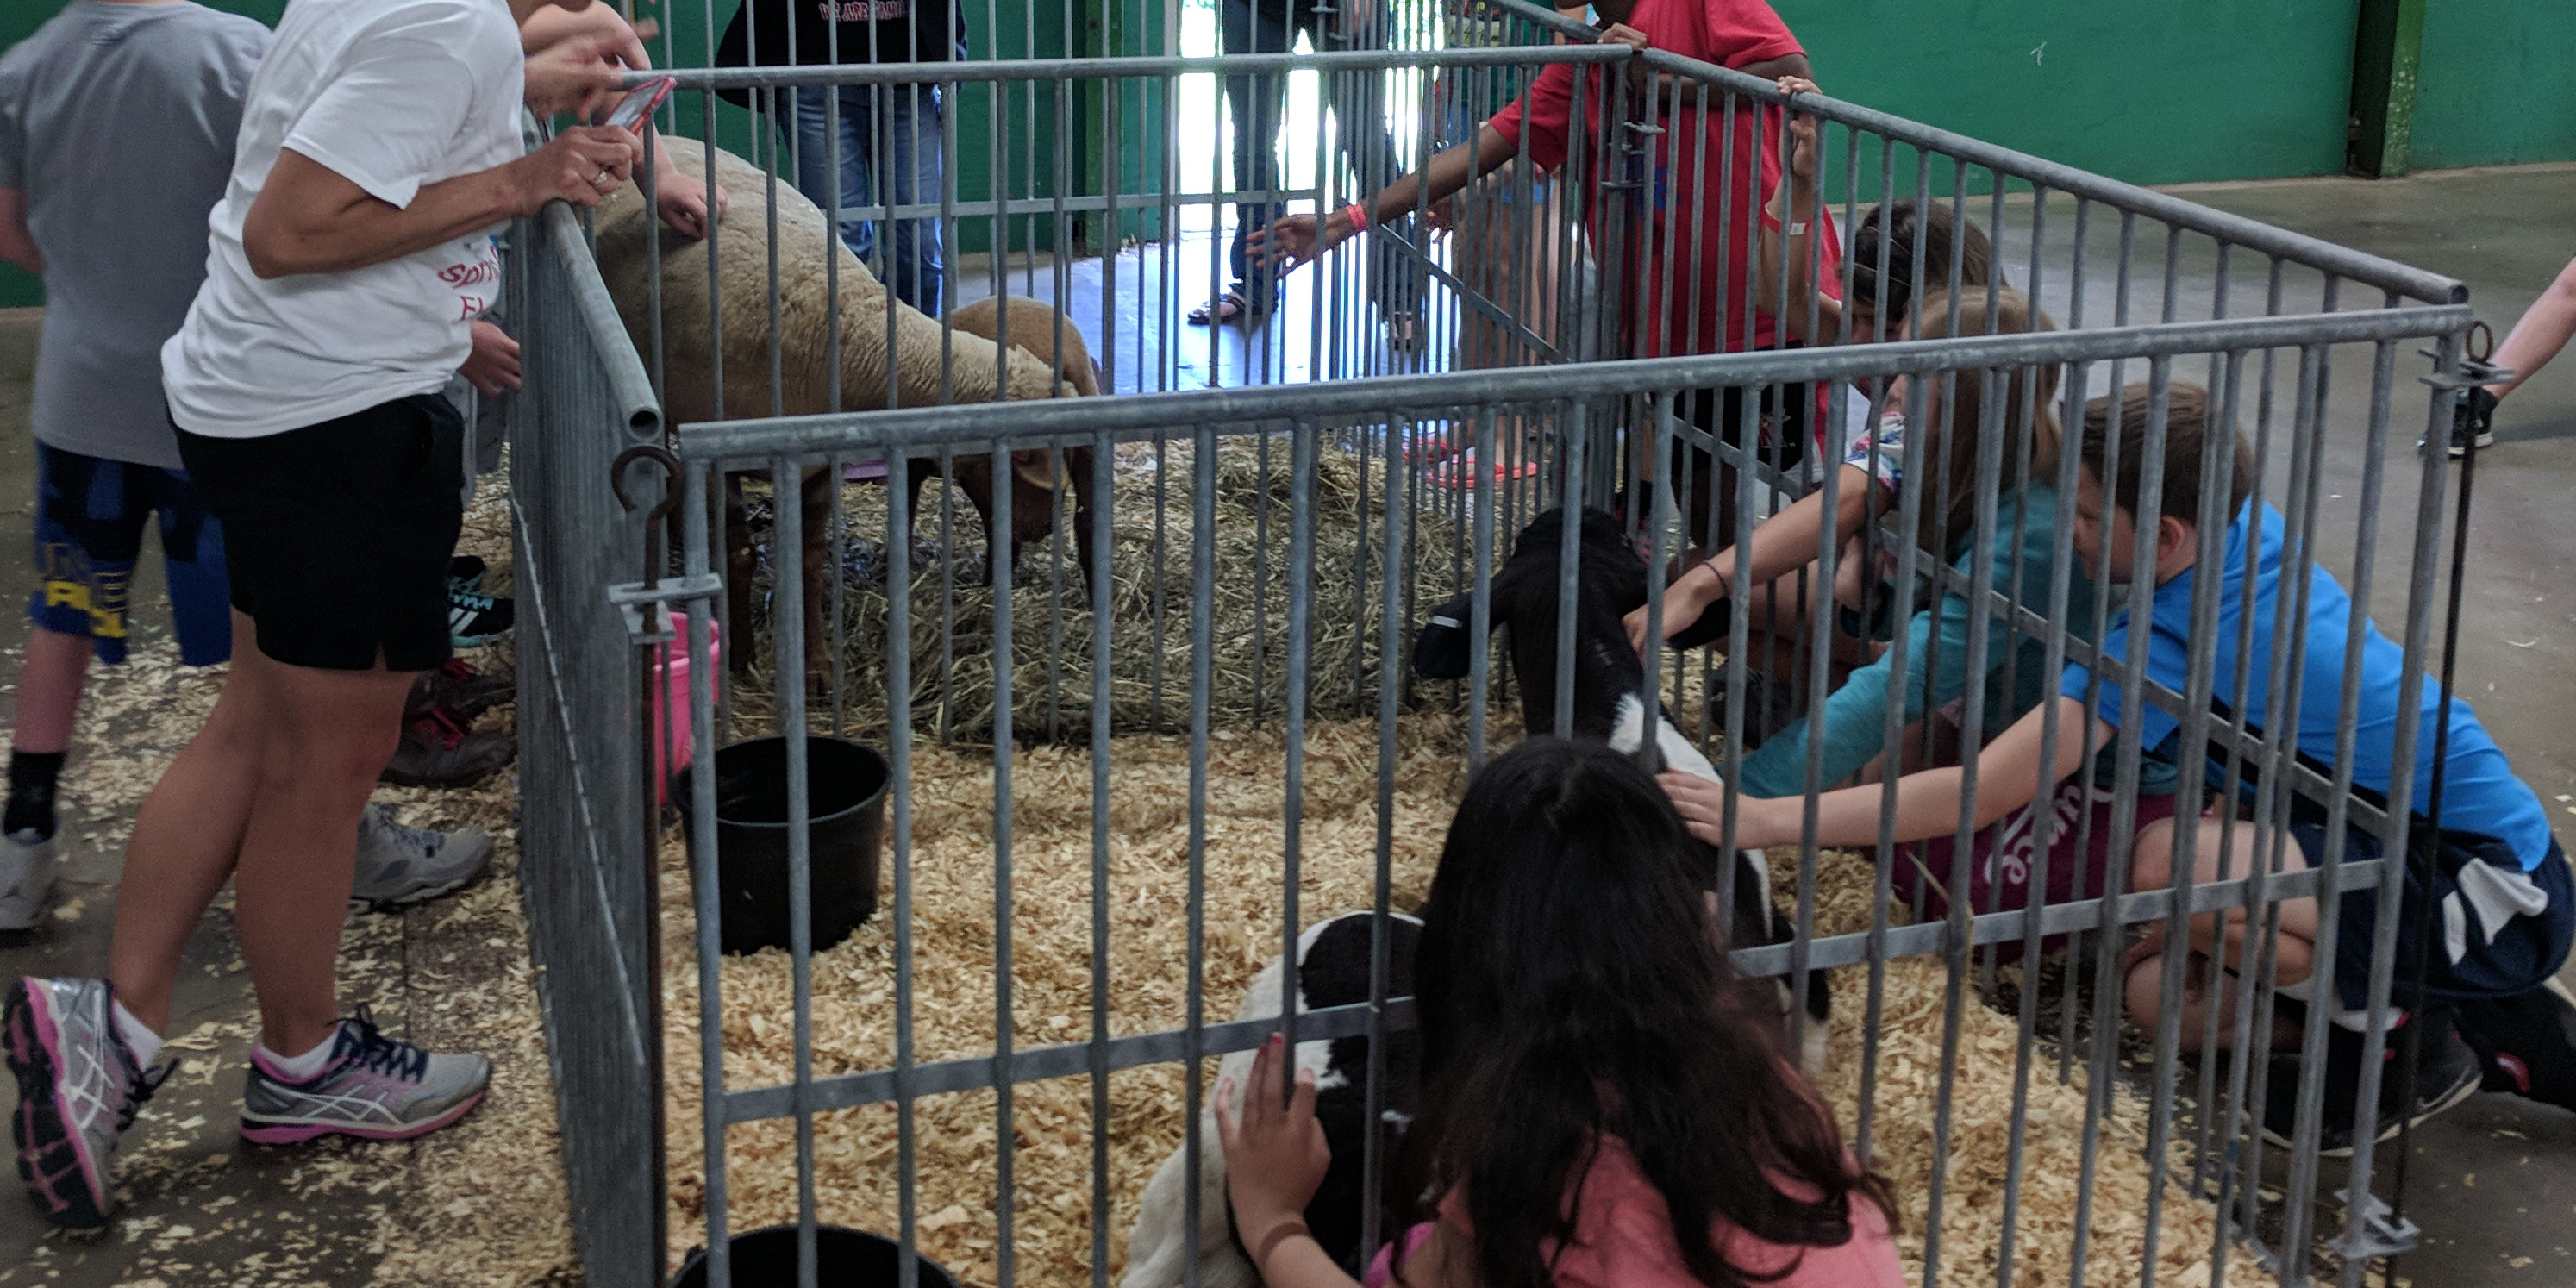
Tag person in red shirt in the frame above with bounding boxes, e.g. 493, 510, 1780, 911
1254, 0, 1833, 556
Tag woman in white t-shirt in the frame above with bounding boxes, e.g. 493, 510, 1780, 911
3, 0, 642, 1231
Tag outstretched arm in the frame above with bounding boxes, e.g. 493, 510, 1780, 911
2489, 253, 2576, 401
1248, 123, 1522, 272
1625, 462, 1883, 653
1753, 77, 1846, 344
242, 129, 642, 278
1665, 696, 2105, 850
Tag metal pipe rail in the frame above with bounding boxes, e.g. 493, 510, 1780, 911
1480, 0, 2467, 307
677, 304, 2472, 459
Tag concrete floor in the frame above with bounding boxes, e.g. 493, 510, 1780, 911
2176, 162, 2576, 1287
0, 309, 394, 1285
2, 163, 2574, 1285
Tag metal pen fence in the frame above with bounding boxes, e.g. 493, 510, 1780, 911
511, 6, 2502, 1286
506, 196, 668, 1288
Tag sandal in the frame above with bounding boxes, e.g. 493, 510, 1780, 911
1187, 291, 1261, 328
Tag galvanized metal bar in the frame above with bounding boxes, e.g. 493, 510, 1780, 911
1179, 426, 1217, 1285
678, 308, 2470, 458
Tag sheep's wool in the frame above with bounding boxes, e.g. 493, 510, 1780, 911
591, 136, 1064, 425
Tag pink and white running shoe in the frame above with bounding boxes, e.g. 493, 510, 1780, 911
239, 1005, 488, 1146
5, 976, 167, 1229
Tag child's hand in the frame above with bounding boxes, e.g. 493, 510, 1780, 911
462, 321, 522, 396
1598, 22, 1658, 102
1625, 568, 1721, 655
1831, 532, 1870, 613
1661, 772, 1796, 849
1247, 214, 1334, 272
1775, 76, 1822, 184
1424, 193, 1458, 234
1215, 1036, 1330, 1260
654, 169, 728, 241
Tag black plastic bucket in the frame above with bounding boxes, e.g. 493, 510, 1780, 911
675, 735, 890, 955
670, 1225, 960, 1288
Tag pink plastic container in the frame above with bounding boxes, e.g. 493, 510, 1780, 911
652, 610, 722, 805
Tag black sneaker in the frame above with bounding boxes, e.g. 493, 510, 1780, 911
448, 586, 515, 648
2260, 1010, 2482, 1158
414, 659, 514, 721
2455, 976, 2576, 1112
448, 555, 487, 595
2420, 385, 2498, 458
380, 707, 516, 789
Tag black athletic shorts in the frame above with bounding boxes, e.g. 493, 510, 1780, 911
175, 393, 465, 672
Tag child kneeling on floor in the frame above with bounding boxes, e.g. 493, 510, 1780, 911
1666, 379, 2576, 1154
1217, 738, 1902, 1288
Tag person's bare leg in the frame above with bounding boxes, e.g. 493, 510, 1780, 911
230, 653, 416, 1057
2123, 816, 2320, 1054
106, 611, 272, 1034
2129, 815, 2320, 981
12, 626, 95, 756
2123, 950, 2302, 1053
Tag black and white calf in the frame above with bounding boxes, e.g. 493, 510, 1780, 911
1413, 506, 1829, 1072
1122, 912, 1423, 1288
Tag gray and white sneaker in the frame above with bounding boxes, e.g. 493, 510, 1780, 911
4, 977, 169, 1229
0, 828, 59, 931
349, 804, 492, 912
239, 1006, 488, 1146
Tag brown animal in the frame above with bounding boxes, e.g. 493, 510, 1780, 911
919, 293, 1104, 600
590, 138, 1099, 673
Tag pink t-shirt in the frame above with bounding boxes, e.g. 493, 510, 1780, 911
1365, 1135, 1904, 1288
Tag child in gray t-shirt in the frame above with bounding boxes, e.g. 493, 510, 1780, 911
0, 0, 270, 931
0, 2, 492, 936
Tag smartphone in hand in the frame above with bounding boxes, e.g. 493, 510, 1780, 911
598, 76, 676, 133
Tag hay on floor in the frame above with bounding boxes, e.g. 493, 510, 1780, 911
729, 435, 1476, 741
657, 714, 1472, 1283
657, 714, 2275, 1287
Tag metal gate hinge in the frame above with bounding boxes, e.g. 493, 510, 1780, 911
2419, 356, 2511, 392
609, 575, 722, 645
2329, 1186, 2421, 1261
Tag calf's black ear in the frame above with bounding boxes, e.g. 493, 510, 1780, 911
1412, 593, 1481, 680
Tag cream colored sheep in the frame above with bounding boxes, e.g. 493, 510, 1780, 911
589, 139, 1097, 670
591, 135, 1063, 420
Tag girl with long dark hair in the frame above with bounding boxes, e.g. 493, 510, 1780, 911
1216, 739, 1900, 1288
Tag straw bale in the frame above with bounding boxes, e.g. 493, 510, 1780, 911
728, 435, 1468, 741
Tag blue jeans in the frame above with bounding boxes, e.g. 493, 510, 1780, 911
791, 82, 946, 316
1220, 0, 1419, 315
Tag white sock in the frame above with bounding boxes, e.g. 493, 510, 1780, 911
256, 1029, 341, 1081
109, 1000, 163, 1067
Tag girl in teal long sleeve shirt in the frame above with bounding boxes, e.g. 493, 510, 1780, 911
1734, 485, 2096, 797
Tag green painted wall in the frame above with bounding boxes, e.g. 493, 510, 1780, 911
1772, 0, 2366, 190
0, 0, 283, 308
2410, 0, 2576, 170
0, 0, 1136, 308
4, 0, 2571, 310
